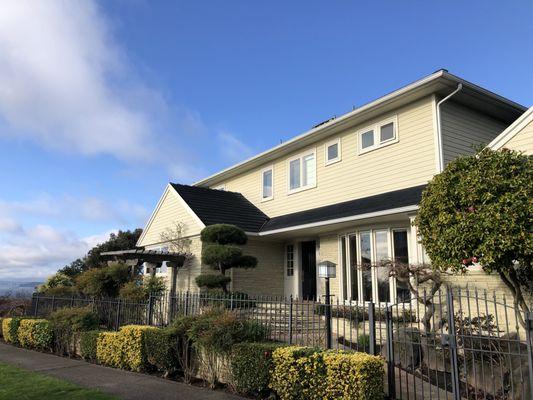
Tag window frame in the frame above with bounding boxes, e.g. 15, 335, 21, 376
324, 138, 342, 166
260, 165, 274, 202
357, 115, 399, 155
286, 244, 295, 277
286, 148, 317, 194
212, 184, 226, 191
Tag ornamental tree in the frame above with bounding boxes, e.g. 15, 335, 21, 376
415, 148, 532, 325
198, 224, 257, 292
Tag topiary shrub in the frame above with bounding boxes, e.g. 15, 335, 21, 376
200, 224, 248, 245
269, 346, 326, 400
322, 351, 384, 400
17, 319, 53, 350
195, 274, 232, 291
80, 330, 103, 361
230, 342, 286, 396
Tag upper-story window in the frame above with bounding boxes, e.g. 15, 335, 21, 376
261, 166, 274, 201
325, 138, 341, 165
358, 116, 398, 154
288, 149, 316, 193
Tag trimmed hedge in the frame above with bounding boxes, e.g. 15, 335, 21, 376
144, 327, 178, 375
80, 330, 102, 361
96, 325, 158, 372
230, 342, 285, 396
17, 319, 53, 350
269, 346, 384, 400
323, 351, 384, 400
2, 317, 27, 345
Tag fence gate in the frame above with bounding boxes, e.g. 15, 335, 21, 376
385, 287, 533, 400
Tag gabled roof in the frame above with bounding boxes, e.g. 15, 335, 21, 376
259, 185, 425, 234
195, 70, 525, 188
168, 183, 425, 235
170, 183, 269, 233
488, 106, 533, 150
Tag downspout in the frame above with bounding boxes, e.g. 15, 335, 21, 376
436, 83, 463, 172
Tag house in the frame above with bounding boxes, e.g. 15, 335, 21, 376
136, 70, 528, 304
488, 106, 533, 154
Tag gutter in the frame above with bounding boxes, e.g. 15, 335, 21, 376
435, 83, 463, 172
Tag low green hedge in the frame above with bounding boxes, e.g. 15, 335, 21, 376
17, 319, 53, 350
80, 330, 102, 361
96, 325, 158, 372
269, 346, 384, 400
144, 327, 179, 375
230, 342, 286, 396
2, 317, 28, 345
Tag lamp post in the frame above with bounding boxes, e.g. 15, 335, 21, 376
318, 261, 336, 349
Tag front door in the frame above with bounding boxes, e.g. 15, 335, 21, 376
301, 241, 317, 300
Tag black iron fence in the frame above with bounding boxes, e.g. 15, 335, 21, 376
30, 288, 533, 400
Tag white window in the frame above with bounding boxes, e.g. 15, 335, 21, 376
212, 184, 225, 191
261, 166, 274, 201
339, 227, 410, 305
325, 138, 341, 165
286, 244, 294, 276
287, 149, 316, 193
358, 116, 398, 154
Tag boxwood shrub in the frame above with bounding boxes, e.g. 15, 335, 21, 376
269, 346, 384, 400
96, 331, 122, 368
230, 342, 285, 396
144, 327, 179, 376
17, 319, 53, 350
80, 330, 103, 361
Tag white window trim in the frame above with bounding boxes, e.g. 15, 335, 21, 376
260, 165, 274, 202
285, 243, 295, 277
324, 138, 342, 166
357, 115, 399, 155
212, 184, 226, 190
286, 148, 317, 195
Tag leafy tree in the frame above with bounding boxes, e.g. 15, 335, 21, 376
84, 229, 143, 269
198, 224, 257, 292
76, 263, 131, 298
415, 148, 532, 326
58, 258, 86, 278
38, 272, 75, 292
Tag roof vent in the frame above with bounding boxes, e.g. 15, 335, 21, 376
313, 116, 336, 128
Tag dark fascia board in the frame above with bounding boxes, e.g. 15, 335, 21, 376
194, 70, 525, 188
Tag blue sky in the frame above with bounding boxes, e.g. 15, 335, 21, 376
0, 1, 531, 280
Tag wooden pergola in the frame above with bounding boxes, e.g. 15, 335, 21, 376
100, 249, 189, 294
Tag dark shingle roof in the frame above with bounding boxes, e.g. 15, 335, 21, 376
259, 185, 426, 232
170, 184, 269, 232
171, 183, 426, 234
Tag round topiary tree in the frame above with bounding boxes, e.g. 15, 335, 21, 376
415, 148, 532, 325
198, 224, 258, 292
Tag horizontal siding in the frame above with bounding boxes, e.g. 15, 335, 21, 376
505, 119, 533, 154
221, 96, 437, 217
441, 102, 508, 165
138, 188, 202, 247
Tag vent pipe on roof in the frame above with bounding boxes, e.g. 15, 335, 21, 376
436, 83, 463, 172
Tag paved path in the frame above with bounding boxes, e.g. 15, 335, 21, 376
0, 342, 244, 400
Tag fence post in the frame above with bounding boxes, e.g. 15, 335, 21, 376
525, 311, 533, 400
70, 295, 75, 308
32, 293, 39, 317
288, 295, 293, 345
185, 291, 190, 316
51, 295, 56, 312
230, 292, 234, 311
385, 306, 396, 400
147, 295, 154, 326
115, 299, 122, 331
446, 289, 461, 400
368, 302, 376, 355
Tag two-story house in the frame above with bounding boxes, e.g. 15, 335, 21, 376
135, 70, 527, 304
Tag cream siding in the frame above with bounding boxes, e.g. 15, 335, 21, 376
504, 118, 533, 154
138, 187, 203, 247
440, 102, 509, 166
220, 97, 436, 217
174, 235, 204, 292
231, 239, 285, 297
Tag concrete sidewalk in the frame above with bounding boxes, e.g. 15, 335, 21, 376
0, 342, 244, 400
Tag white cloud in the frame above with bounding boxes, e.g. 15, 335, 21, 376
0, 224, 116, 280
217, 131, 254, 163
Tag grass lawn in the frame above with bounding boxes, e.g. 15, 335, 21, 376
0, 362, 119, 400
